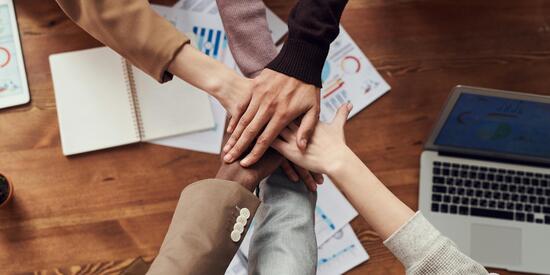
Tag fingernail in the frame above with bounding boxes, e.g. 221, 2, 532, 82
347, 103, 353, 110
223, 144, 230, 153
300, 139, 307, 148
318, 177, 324, 184
240, 158, 250, 167
223, 154, 233, 162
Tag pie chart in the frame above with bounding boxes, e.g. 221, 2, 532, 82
0, 47, 11, 68
341, 56, 360, 74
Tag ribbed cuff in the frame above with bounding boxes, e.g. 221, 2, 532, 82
266, 38, 329, 87
383, 212, 442, 270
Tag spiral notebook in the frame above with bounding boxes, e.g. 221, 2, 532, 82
50, 47, 215, 156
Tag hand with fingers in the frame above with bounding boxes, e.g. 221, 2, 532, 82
217, 131, 323, 192
271, 103, 353, 175
222, 68, 320, 167
217, 136, 283, 192
280, 159, 324, 192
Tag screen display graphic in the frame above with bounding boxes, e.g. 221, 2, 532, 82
435, 93, 550, 159
0, 5, 23, 98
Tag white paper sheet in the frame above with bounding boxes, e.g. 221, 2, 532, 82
319, 26, 390, 122
317, 224, 369, 275
265, 8, 288, 44
151, 97, 226, 154
316, 175, 358, 245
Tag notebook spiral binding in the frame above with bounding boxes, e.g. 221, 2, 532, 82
122, 59, 145, 140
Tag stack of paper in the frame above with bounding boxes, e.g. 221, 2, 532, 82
319, 27, 391, 122
236, 176, 369, 275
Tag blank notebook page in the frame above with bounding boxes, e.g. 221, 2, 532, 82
131, 67, 214, 141
50, 47, 139, 155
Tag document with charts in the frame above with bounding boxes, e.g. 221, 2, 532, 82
317, 224, 369, 275
319, 26, 390, 122
315, 175, 358, 244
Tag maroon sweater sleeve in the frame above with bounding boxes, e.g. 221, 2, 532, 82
266, 0, 349, 87
216, 0, 277, 78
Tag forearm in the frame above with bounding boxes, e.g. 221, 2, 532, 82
327, 148, 414, 240
168, 45, 244, 100
383, 213, 490, 274
267, 0, 349, 86
148, 179, 259, 274
216, 0, 277, 77
55, 0, 189, 83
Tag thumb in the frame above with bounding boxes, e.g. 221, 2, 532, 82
296, 108, 319, 150
332, 103, 353, 127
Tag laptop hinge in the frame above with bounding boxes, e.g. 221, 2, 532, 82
438, 151, 550, 169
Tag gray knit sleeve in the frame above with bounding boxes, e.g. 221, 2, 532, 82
383, 212, 496, 275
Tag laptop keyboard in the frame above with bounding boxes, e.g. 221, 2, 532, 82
430, 161, 550, 225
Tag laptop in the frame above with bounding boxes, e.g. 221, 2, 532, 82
419, 86, 550, 274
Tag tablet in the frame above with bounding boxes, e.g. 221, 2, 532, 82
0, 0, 29, 109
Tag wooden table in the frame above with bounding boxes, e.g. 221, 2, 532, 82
1, 0, 549, 274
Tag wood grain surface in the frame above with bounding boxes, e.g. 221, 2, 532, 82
2, 0, 550, 274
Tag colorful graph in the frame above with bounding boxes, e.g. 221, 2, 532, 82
323, 89, 350, 113
0, 47, 11, 67
192, 26, 229, 61
329, 43, 354, 62
361, 79, 380, 94
318, 244, 357, 266
316, 206, 336, 231
321, 61, 331, 83
322, 77, 345, 99
0, 79, 18, 93
341, 56, 361, 74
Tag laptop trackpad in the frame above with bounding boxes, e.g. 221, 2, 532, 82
470, 223, 522, 265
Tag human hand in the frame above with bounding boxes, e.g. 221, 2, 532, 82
214, 75, 254, 132
216, 134, 283, 191
271, 103, 353, 175
217, 131, 321, 191
280, 159, 324, 192
222, 69, 320, 167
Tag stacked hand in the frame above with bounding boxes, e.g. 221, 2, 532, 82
216, 133, 283, 191
216, 134, 323, 192
215, 68, 323, 191
222, 69, 320, 167
271, 103, 353, 175
168, 46, 323, 189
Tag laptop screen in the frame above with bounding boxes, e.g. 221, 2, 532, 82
434, 93, 550, 160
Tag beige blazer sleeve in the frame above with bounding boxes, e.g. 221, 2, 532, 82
55, 0, 189, 82
147, 179, 260, 275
